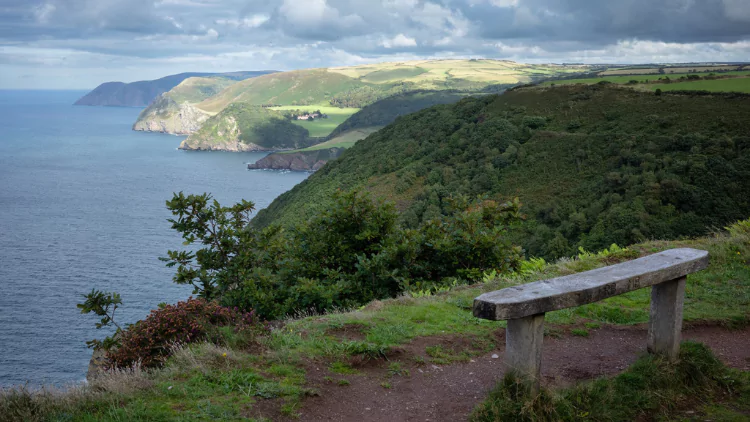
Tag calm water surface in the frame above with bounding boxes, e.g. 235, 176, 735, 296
0, 90, 308, 387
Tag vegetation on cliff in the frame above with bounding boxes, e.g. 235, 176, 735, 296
160, 190, 522, 320
4, 218, 750, 421
180, 104, 313, 151
253, 84, 750, 260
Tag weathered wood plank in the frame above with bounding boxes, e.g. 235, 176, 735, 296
473, 248, 709, 321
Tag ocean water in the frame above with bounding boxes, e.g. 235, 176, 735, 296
0, 90, 308, 387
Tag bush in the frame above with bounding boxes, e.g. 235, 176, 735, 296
164, 190, 523, 319
107, 298, 266, 368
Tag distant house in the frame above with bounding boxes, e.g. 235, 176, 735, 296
295, 111, 326, 121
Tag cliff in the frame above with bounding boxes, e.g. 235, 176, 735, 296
248, 148, 345, 171
179, 103, 315, 152
132, 95, 211, 135
74, 71, 275, 107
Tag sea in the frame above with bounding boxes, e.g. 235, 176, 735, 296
0, 90, 309, 387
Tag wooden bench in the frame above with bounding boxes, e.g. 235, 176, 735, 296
473, 248, 709, 390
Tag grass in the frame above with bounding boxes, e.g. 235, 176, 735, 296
289, 127, 383, 152
470, 342, 749, 421
3, 220, 749, 420
649, 77, 750, 93
267, 106, 360, 138
542, 71, 750, 86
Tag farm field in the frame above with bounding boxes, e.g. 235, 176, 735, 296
542, 71, 750, 86
600, 65, 742, 75
270, 106, 361, 138
649, 77, 750, 93
289, 126, 384, 152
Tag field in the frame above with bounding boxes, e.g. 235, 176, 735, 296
649, 77, 750, 93
542, 71, 750, 86
290, 127, 384, 152
600, 65, 742, 76
328, 59, 590, 88
269, 106, 361, 138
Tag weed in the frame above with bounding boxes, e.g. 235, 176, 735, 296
571, 329, 589, 337
337, 379, 351, 386
471, 342, 746, 422
387, 362, 410, 377
329, 362, 359, 375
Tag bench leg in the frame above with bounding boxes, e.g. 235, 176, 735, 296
505, 313, 545, 392
647, 276, 686, 360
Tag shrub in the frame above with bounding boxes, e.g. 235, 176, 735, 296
107, 298, 266, 368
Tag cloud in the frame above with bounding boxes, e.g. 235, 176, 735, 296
0, 0, 749, 88
381, 34, 417, 48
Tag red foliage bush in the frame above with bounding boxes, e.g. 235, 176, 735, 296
106, 298, 266, 368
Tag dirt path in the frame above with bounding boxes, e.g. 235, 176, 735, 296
255, 325, 750, 422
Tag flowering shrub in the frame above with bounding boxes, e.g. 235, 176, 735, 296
107, 298, 266, 368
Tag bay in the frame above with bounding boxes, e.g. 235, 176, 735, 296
0, 90, 308, 387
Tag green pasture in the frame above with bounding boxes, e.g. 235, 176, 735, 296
542, 71, 750, 86
270, 106, 360, 138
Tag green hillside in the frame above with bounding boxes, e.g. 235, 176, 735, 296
253, 85, 750, 259
133, 60, 592, 146
167, 76, 238, 104
180, 103, 313, 151
326, 90, 474, 140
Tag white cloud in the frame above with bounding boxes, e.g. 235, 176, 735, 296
216, 14, 270, 28
381, 33, 417, 48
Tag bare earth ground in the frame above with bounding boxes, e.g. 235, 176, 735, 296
252, 325, 750, 422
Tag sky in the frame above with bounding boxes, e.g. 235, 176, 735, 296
1, 0, 749, 89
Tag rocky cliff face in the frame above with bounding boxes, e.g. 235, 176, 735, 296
132, 95, 210, 135
248, 148, 345, 171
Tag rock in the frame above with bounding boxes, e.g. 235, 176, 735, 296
133, 97, 210, 135
86, 348, 109, 381
491, 354, 499, 359
247, 148, 345, 171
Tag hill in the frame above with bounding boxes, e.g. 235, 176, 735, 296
74, 71, 275, 107
247, 91, 477, 171
133, 60, 590, 146
132, 76, 245, 134
179, 103, 314, 151
253, 84, 750, 259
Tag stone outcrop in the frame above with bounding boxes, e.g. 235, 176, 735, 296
248, 148, 345, 171
133, 96, 210, 135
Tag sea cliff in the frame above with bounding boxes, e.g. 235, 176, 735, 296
247, 148, 345, 171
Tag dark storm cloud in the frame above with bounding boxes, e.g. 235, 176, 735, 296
1, 0, 750, 88
457, 0, 750, 47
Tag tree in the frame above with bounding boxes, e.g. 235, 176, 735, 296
77, 289, 123, 350
160, 192, 257, 299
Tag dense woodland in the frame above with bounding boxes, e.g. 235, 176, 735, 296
326, 90, 473, 139
254, 84, 750, 259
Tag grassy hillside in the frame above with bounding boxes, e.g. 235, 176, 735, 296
197, 69, 365, 113
180, 103, 313, 151
133, 60, 592, 147
75, 70, 274, 107
253, 85, 750, 260
167, 77, 239, 104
